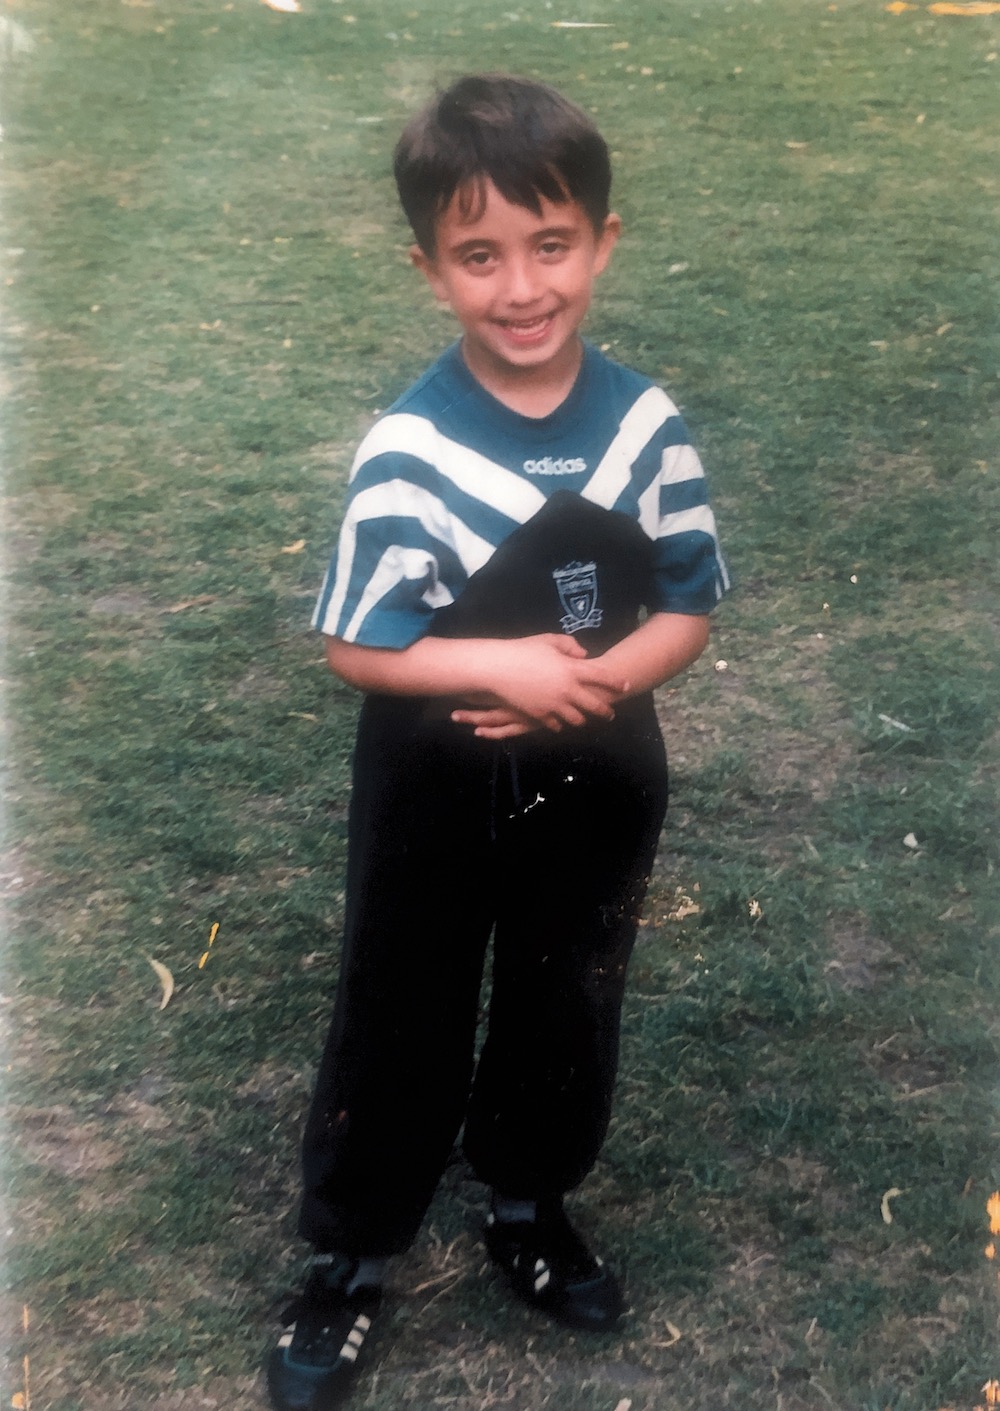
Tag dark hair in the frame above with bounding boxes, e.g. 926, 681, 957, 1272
393, 73, 612, 255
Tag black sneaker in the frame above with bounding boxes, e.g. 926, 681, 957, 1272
483, 1198, 626, 1332
266, 1255, 382, 1411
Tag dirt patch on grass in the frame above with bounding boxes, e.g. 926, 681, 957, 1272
0, 843, 49, 899
90, 591, 155, 617
824, 916, 898, 992
862, 1036, 955, 1098
659, 633, 859, 810
19, 1107, 123, 1176
825, 445, 940, 506
142, 1380, 262, 1411
229, 666, 287, 702
235, 1062, 309, 1110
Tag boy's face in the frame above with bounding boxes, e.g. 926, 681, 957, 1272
411, 181, 620, 392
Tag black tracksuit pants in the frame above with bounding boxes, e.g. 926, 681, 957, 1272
298, 493, 670, 1257
298, 695, 667, 1257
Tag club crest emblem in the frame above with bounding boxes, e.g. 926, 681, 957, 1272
552, 561, 603, 634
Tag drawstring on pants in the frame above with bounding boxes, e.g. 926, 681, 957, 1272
488, 742, 525, 841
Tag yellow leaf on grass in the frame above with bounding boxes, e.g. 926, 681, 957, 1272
262, 0, 301, 11
881, 1187, 905, 1224
146, 956, 174, 1010
929, 1, 1000, 12
885, 1, 918, 10
163, 595, 216, 614
13, 1394, 25, 1409
280, 539, 307, 554
988, 1190, 1000, 1233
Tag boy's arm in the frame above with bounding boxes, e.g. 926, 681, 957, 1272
450, 612, 710, 739
593, 610, 710, 696
323, 631, 631, 732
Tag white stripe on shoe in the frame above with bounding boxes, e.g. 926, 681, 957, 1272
338, 1314, 373, 1364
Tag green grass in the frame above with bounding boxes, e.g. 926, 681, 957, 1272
3, 0, 999, 1408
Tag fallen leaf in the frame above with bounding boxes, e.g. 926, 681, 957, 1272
878, 712, 913, 732
146, 956, 174, 1010
198, 920, 221, 970
903, 832, 920, 849
785, 140, 809, 149
988, 1190, 1000, 1233
668, 895, 701, 920
613, 1401, 632, 1411
280, 539, 306, 554
163, 595, 216, 614
881, 1186, 905, 1223
12, 1395, 25, 1409
930, 0, 998, 12
288, 711, 320, 723
935, 322, 953, 335
261, 0, 301, 10
885, 0, 918, 10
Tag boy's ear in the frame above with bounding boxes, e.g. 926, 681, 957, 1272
409, 244, 449, 302
593, 212, 622, 277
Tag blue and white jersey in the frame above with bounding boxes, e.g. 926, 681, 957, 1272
313, 342, 729, 648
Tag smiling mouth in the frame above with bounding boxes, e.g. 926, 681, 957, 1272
497, 312, 555, 336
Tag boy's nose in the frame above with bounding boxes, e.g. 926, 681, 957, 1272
502, 256, 543, 306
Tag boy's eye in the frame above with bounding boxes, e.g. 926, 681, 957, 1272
538, 240, 569, 258
463, 249, 495, 270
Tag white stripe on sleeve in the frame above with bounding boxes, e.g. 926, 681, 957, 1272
580, 386, 674, 510
342, 545, 454, 642
658, 504, 721, 540
322, 479, 495, 636
357, 414, 547, 525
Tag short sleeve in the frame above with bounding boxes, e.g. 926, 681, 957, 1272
648, 433, 730, 614
312, 448, 465, 648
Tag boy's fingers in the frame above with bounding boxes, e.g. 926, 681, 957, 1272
474, 720, 537, 740
545, 634, 587, 657
577, 671, 629, 700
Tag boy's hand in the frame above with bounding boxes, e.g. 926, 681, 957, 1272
479, 633, 629, 731
449, 704, 540, 739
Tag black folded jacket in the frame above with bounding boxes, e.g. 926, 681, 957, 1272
428, 490, 655, 656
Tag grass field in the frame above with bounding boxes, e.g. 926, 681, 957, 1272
2, 0, 999, 1408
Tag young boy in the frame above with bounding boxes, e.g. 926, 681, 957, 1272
267, 73, 728, 1411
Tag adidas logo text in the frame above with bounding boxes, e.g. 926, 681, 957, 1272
522, 456, 587, 476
